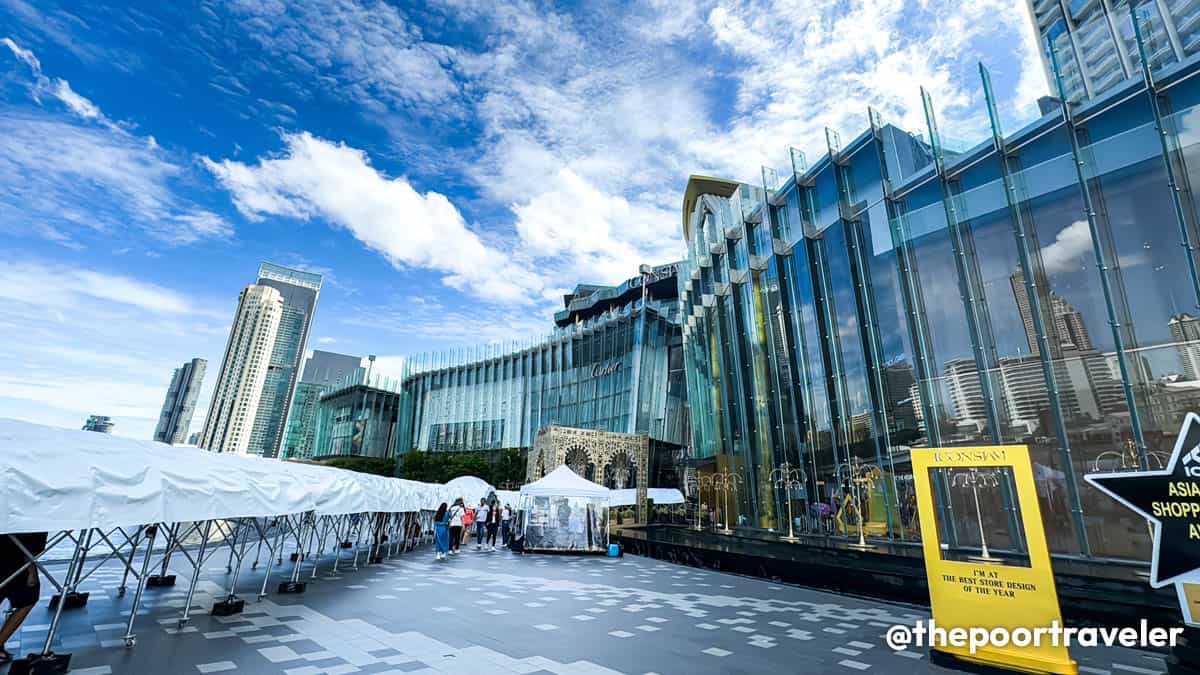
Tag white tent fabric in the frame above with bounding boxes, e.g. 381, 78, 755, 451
609, 488, 684, 507
520, 466, 609, 499
0, 418, 490, 533
443, 475, 493, 506
495, 489, 521, 506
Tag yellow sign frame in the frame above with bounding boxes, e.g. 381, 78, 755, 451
912, 445, 1076, 674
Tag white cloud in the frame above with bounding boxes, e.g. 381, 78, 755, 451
0, 260, 200, 314
0, 40, 231, 247
1040, 220, 1093, 275
0, 115, 232, 246
3, 36, 110, 125
204, 131, 538, 302
0, 259, 229, 439
317, 336, 337, 344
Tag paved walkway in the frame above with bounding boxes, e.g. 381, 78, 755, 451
2, 544, 1166, 674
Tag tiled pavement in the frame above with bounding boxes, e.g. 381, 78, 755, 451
0, 543, 1168, 674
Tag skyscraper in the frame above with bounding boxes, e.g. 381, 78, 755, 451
1026, 0, 1198, 103
246, 263, 322, 458
282, 350, 362, 460
153, 358, 207, 444
199, 284, 284, 454
82, 415, 113, 433
1010, 268, 1094, 356
1169, 313, 1200, 380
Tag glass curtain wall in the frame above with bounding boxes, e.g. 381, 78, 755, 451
680, 44, 1200, 564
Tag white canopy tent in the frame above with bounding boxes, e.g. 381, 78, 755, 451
519, 465, 610, 499
518, 467, 610, 552
0, 418, 495, 665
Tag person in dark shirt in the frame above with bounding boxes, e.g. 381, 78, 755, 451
0, 532, 48, 662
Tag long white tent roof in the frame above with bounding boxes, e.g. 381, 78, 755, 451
0, 418, 486, 533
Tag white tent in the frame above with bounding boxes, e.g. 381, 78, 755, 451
609, 487, 684, 507
0, 418, 487, 532
520, 465, 609, 498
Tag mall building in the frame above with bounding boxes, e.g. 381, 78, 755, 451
677, 31, 1200, 578
390, 263, 689, 486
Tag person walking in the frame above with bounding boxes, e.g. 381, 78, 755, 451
485, 501, 501, 551
461, 499, 475, 549
433, 503, 450, 561
501, 503, 513, 546
448, 499, 466, 555
474, 499, 489, 551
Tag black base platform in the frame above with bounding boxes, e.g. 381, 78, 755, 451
615, 525, 1181, 628
277, 581, 306, 594
8, 651, 71, 675
146, 574, 176, 588
46, 591, 88, 610
211, 597, 245, 616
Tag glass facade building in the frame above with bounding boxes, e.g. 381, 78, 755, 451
153, 357, 206, 445
1028, 0, 1200, 102
680, 38, 1200, 564
311, 368, 406, 459
395, 264, 688, 457
282, 350, 363, 460
247, 263, 322, 459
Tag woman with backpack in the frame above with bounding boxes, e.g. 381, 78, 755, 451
433, 503, 450, 561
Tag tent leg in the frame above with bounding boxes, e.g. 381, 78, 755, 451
351, 515, 365, 570
259, 524, 284, 599
251, 526, 264, 570
178, 520, 212, 627
14, 528, 87, 674
311, 517, 330, 580
148, 523, 178, 587
117, 526, 142, 597
119, 525, 158, 648
50, 528, 93, 610
212, 520, 247, 616
331, 517, 346, 575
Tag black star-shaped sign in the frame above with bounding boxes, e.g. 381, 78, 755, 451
1086, 413, 1200, 588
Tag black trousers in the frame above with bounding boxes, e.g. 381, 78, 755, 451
486, 524, 498, 547
449, 526, 462, 551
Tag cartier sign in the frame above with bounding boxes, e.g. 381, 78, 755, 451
592, 361, 623, 377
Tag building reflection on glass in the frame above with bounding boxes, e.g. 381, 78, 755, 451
677, 50, 1200, 567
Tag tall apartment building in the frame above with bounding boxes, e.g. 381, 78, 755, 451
1026, 0, 1200, 103
199, 284, 284, 454
82, 414, 113, 434
246, 263, 322, 458
153, 357, 207, 444
1170, 313, 1200, 380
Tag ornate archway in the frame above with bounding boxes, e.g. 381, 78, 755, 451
527, 425, 650, 523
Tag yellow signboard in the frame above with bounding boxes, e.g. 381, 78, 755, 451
912, 445, 1076, 674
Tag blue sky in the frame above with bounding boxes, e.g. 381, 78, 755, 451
0, 0, 1046, 439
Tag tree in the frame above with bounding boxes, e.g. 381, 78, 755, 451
320, 456, 396, 477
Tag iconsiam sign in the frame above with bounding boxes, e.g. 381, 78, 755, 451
677, 5, 1200, 566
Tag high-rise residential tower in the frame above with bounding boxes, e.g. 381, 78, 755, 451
153, 358, 207, 444
199, 284, 284, 454
82, 415, 113, 433
1170, 313, 1200, 380
1026, 0, 1200, 103
242, 263, 323, 458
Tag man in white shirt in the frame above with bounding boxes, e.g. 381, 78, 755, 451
501, 504, 513, 546
447, 500, 466, 555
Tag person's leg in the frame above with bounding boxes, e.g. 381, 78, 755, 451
0, 603, 33, 652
